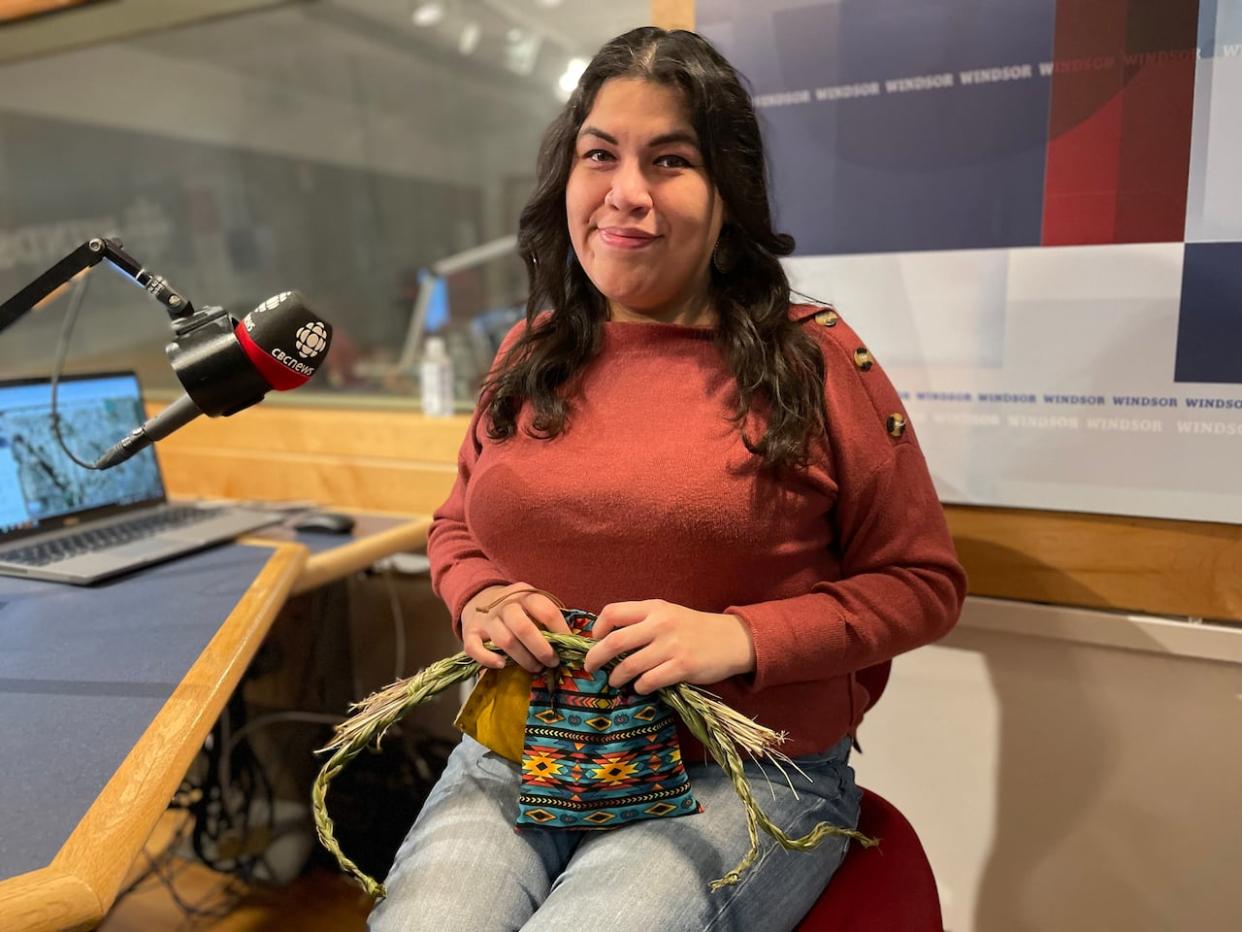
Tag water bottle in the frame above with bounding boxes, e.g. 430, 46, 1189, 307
419, 336, 455, 417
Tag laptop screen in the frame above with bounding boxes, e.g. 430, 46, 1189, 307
0, 373, 166, 540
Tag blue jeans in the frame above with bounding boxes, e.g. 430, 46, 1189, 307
369, 733, 861, 932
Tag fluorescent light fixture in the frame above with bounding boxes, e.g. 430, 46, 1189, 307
459, 21, 481, 55
558, 57, 587, 95
411, 2, 444, 27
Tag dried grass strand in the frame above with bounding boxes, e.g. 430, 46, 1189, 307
311, 631, 875, 897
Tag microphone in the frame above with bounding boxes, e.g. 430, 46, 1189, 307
95, 291, 332, 469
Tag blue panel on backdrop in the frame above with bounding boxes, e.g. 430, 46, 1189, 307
698, 0, 1056, 255
1175, 242, 1242, 385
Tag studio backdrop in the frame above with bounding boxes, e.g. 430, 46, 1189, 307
700, 0, 1242, 524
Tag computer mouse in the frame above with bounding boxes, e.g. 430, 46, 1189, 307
292, 511, 356, 535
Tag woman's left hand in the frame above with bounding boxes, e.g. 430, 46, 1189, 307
582, 600, 756, 694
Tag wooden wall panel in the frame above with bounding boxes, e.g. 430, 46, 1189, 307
651, 0, 694, 30
149, 404, 465, 515
947, 506, 1242, 622
154, 404, 471, 462
150, 402, 1242, 623
157, 446, 456, 516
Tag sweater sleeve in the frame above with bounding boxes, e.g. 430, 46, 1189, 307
725, 310, 967, 690
426, 321, 530, 637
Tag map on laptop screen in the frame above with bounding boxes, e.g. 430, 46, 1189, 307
0, 374, 164, 536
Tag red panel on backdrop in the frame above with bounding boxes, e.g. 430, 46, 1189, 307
1041, 0, 1199, 246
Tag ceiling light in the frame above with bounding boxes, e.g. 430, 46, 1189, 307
504, 29, 542, 75
411, 3, 444, 27
459, 21, 481, 55
558, 57, 587, 95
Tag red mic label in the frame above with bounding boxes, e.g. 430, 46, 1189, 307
235, 320, 312, 390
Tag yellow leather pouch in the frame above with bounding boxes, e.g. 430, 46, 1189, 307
452, 586, 566, 764
454, 664, 533, 763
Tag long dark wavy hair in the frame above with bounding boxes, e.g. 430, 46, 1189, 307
485, 27, 826, 472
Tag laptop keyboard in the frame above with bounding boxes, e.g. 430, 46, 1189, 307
0, 506, 219, 567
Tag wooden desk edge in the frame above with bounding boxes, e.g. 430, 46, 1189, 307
269, 517, 430, 597
0, 541, 308, 932
0, 867, 99, 932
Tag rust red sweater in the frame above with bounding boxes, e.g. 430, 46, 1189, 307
428, 304, 967, 761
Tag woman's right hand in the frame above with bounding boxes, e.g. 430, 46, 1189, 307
461, 583, 572, 674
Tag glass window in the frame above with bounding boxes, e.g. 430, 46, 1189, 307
0, 0, 649, 406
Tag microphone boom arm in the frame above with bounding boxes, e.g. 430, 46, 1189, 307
0, 236, 195, 337
0, 234, 269, 415
1, 237, 328, 471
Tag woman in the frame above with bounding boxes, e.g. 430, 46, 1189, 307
371, 27, 966, 932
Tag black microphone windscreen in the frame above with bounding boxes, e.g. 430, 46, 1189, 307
235, 291, 332, 390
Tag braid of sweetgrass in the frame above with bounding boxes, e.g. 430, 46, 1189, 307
661, 687, 877, 890
312, 651, 481, 896
311, 631, 875, 896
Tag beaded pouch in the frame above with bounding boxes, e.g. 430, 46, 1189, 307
515, 609, 702, 829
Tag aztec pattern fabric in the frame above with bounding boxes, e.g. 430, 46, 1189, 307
516, 609, 703, 830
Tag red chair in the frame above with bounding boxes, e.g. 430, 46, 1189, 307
796, 663, 942, 930
794, 787, 943, 931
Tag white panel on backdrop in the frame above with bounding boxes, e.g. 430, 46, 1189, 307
786, 244, 1242, 522
1186, 2, 1242, 241
788, 249, 1008, 369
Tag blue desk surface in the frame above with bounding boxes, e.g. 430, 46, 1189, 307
0, 542, 280, 882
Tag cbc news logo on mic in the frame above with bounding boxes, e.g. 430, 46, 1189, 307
296, 321, 329, 358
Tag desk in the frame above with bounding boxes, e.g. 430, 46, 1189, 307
246, 511, 430, 597
0, 513, 429, 932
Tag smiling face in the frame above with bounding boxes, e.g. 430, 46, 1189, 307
565, 77, 725, 326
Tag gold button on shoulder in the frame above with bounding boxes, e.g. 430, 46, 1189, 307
813, 308, 839, 327
886, 413, 907, 438
853, 347, 873, 371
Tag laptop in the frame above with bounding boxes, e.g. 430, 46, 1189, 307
0, 371, 282, 584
